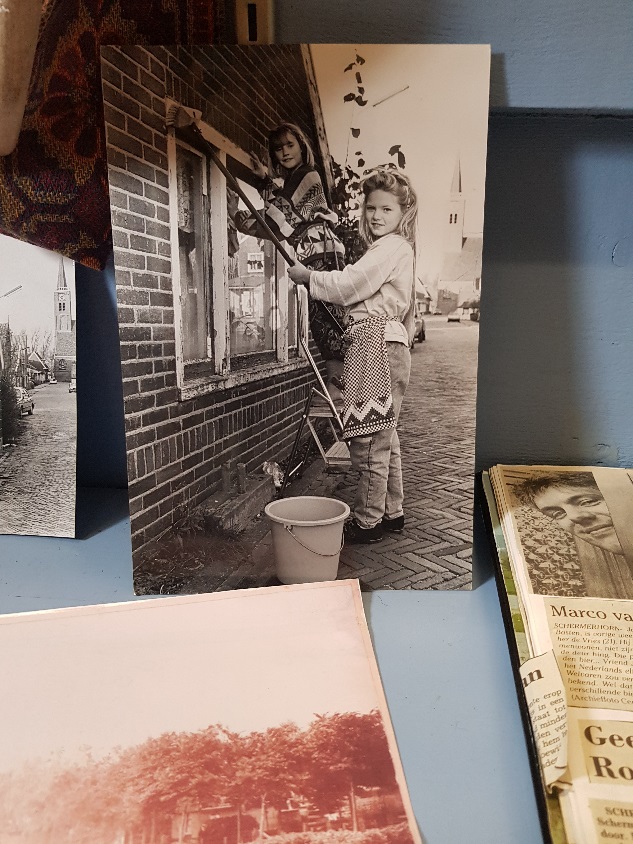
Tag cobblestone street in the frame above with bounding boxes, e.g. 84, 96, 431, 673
0, 383, 76, 537
136, 315, 479, 595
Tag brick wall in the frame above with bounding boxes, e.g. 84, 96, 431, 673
101, 45, 324, 555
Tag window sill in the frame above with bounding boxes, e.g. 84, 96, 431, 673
178, 354, 307, 401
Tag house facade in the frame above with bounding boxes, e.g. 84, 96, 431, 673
101, 45, 330, 556
27, 350, 50, 385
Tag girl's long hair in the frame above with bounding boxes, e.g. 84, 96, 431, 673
267, 122, 315, 178
358, 168, 418, 249
359, 168, 419, 342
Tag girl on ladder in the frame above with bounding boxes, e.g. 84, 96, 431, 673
288, 168, 418, 544
230, 121, 348, 401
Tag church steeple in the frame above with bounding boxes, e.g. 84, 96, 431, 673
446, 156, 465, 254
450, 158, 462, 195
54, 258, 72, 333
57, 259, 68, 290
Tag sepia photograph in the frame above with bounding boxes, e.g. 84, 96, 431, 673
101, 43, 490, 594
0, 580, 422, 844
0, 233, 77, 537
503, 466, 633, 599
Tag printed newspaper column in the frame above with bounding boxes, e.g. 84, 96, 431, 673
588, 798, 633, 841
519, 650, 569, 787
544, 597, 633, 711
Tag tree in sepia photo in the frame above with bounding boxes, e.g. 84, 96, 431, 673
0, 710, 415, 844
0, 584, 422, 844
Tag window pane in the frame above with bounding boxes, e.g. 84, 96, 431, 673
176, 146, 209, 362
287, 275, 297, 349
228, 180, 277, 357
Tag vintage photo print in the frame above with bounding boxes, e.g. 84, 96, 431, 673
0, 234, 77, 537
0, 580, 423, 844
101, 44, 490, 593
503, 466, 633, 600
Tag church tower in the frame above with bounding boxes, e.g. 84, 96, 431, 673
436, 157, 482, 314
446, 157, 465, 254
52, 258, 76, 383
54, 258, 72, 333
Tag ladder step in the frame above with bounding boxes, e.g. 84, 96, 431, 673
308, 404, 342, 418
325, 441, 351, 467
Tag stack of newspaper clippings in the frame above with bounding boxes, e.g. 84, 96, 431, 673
485, 465, 633, 844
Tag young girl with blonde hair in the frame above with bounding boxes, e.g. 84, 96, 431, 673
289, 168, 418, 543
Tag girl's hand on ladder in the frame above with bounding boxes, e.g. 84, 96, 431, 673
288, 262, 311, 286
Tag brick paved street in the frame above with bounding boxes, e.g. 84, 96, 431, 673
0, 383, 77, 537
136, 315, 478, 595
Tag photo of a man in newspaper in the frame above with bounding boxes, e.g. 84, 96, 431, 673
513, 470, 633, 599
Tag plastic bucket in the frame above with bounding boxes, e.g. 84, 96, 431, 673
264, 496, 350, 585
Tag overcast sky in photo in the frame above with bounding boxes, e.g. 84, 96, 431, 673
0, 234, 75, 338
311, 44, 490, 282
0, 582, 382, 772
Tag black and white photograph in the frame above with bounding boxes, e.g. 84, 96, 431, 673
101, 43, 490, 594
0, 580, 422, 844
502, 466, 633, 599
0, 234, 77, 537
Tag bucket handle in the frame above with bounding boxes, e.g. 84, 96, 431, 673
283, 525, 345, 557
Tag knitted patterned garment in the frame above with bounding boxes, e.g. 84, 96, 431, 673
234, 163, 348, 359
341, 316, 400, 440
234, 164, 345, 268
0, 0, 220, 270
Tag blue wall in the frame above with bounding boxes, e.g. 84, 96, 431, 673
75, 257, 126, 488
275, 1, 633, 110
478, 113, 633, 469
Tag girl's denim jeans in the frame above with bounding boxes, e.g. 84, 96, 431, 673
348, 341, 412, 528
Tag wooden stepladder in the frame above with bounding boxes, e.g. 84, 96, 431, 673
279, 337, 351, 497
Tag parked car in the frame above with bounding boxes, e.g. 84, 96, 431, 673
68, 377, 77, 393
410, 304, 426, 347
49, 376, 57, 384
447, 309, 462, 322
14, 387, 34, 415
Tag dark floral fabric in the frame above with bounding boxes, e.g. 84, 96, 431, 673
0, 0, 219, 270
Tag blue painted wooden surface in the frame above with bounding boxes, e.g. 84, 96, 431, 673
76, 256, 126, 488
275, 0, 633, 110
478, 113, 633, 469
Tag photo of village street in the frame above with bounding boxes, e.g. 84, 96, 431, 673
0, 234, 77, 537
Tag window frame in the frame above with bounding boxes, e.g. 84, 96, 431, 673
166, 102, 307, 401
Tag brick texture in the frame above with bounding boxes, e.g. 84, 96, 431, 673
102, 45, 324, 554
